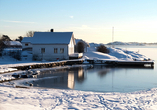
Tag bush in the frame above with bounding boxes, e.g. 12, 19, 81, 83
77, 42, 85, 53
96, 45, 109, 53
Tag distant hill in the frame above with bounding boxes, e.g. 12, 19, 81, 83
106, 41, 157, 46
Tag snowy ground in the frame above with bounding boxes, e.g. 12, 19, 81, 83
1, 84, 157, 110
83, 46, 151, 61
0, 46, 156, 110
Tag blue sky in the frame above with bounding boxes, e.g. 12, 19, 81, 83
0, 0, 157, 43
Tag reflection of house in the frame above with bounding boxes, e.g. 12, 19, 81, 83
3, 41, 22, 48
75, 39, 90, 53
33, 68, 85, 89
77, 68, 84, 82
31, 31, 76, 61
68, 71, 75, 89
21, 37, 32, 50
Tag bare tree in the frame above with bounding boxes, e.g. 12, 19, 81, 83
1, 35, 11, 41
15, 36, 23, 42
25, 31, 35, 37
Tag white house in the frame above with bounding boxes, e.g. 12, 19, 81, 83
31, 31, 76, 61
21, 37, 33, 50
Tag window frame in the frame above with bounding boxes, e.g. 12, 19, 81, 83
54, 48, 58, 53
41, 48, 45, 53
60, 48, 64, 53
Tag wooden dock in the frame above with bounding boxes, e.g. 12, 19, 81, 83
87, 59, 154, 67
10, 59, 154, 70
14, 60, 84, 70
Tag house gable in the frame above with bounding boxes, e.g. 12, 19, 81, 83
21, 37, 33, 49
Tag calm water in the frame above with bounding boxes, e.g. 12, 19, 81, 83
29, 46, 157, 93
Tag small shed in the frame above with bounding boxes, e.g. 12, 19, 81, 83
75, 39, 90, 53
31, 31, 76, 61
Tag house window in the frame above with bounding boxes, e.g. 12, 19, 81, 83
54, 48, 58, 53
60, 48, 64, 53
25, 43, 28, 46
41, 48, 45, 53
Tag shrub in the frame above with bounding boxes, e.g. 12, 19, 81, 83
77, 42, 85, 53
96, 45, 109, 53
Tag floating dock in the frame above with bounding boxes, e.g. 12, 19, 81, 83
87, 59, 154, 67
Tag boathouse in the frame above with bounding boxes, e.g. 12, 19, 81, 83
31, 31, 76, 61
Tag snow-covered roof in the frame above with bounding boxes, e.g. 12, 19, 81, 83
21, 37, 33, 43
3, 41, 22, 46
31, 32, 74, 44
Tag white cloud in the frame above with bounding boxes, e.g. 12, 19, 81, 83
71, 25, 108, 30
69, 16, 74, 19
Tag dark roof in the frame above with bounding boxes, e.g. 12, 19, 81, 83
31, 32, 74, 44
21, 37, 33, 43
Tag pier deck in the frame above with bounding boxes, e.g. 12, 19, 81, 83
87, 59, 154, 67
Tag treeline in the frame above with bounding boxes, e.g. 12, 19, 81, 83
0, 31, 35, 42
0, 31, 35, 59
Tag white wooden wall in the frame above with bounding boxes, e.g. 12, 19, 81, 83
68, 37, 75, 55
22, 42, 32, 49
33, 44, 69, 60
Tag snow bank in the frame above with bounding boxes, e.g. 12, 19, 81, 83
83, 46, 117, 60
0, 84, 157, 110
0, 66, 17, 73
117, 48, 150, 61
83, 51, 117, 60
82, 47, 151, 62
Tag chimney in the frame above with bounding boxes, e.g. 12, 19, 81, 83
50, 29, 54, 32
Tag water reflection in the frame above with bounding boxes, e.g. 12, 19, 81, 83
32, 67, 85, 89
21, 64, 156, 93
